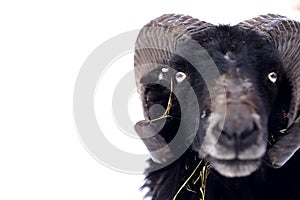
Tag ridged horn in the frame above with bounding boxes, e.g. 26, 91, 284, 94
134, 14, 215, 164
134, 14, 215, 89
238, 14, 300, 167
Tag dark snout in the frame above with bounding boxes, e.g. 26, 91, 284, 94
200, 77, 268, 177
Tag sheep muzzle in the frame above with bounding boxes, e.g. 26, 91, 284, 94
200, 77, 268, 177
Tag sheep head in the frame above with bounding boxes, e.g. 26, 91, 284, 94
134, 14, 300, 178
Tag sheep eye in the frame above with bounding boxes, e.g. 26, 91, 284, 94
162, 67, 169, 73
175, 72, 186, 82
267, 72, 278, 83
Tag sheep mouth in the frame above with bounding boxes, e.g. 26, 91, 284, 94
200, 131, 267, 177
200, 135, 267, 177
199, 107, 268, 177
207, 156, 261, 177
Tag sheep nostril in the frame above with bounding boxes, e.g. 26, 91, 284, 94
221, 130, 234, 141
213, 125, 235, 146
213, 121, 259, 148
240, 123, 259, 144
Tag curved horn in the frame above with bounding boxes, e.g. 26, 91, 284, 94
238, 14, 300, 167
134, 14, 215, 87
134, 14, 215, 164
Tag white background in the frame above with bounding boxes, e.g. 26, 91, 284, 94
0, 1, 299, 200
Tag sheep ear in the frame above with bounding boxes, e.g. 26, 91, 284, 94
238, 14, 300, 167
134, 14, 215, 164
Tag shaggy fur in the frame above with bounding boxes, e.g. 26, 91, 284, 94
140, 25, 300, 200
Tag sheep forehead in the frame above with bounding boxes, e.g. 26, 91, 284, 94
215, 74, 253, 91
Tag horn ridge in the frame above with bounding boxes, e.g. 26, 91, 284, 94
238, 14, 300, 168
237, 14, 300, 126
134, 14, 215, 88
134, 14, 215, 164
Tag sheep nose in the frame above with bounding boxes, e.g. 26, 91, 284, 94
216, 121, 259, 150
213, 104, 260, 151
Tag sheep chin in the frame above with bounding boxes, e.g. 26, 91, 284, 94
210, 159, 261, 178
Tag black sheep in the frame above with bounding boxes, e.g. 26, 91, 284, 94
134, 14, 300, 200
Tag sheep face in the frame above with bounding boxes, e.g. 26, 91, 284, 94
135, 14, 300, 179
189, 27, 284, 177
136, 26, 285, 177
